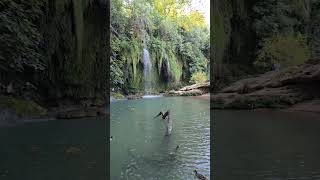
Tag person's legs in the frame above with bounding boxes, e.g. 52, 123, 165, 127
164, 117, 172, 136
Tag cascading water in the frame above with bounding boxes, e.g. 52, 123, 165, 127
143, 48, 152, 94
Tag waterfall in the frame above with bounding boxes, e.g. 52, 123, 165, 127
143, 48, 152, 93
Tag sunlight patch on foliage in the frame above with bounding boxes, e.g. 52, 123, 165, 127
190, 71, 207, 84
254, 33, 311, 71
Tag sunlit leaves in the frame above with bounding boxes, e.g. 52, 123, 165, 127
254, 33, 310, 71
190, 71, 207, 84
178, 10, 206, 31
110, 0, 209, 89
152, 0, 190, 17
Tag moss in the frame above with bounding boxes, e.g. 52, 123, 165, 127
73, 0, 84, 64
213, 0, 233, 65
150, 40, 182, 85
213, 14, 227, 64
41, 0, 108, 100
212, 0, 255, 81
111, 92, 125, 99
130, 64, 144, 90
167, 51, 182, 83
0, 96, 47, 116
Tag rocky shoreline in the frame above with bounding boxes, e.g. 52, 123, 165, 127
110, 81, 210, 100
165, 81, 210, 96
0, 96, 108, 127
211, 60, 320, 111
284, 100, 320, 114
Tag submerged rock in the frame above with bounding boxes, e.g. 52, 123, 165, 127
65, 147, 81, 156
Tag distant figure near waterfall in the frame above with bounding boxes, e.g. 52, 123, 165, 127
273, 63, 281, 71
155, 110, 172, 136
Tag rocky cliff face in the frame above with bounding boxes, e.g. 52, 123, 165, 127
212, 0, 257, 82
39, 0, 109, 102
211, 59, 320, 109
0, 0, 109, 120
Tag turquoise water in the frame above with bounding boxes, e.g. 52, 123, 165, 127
110, 97, 210, 180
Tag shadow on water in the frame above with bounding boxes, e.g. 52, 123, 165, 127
213, 110, 320, 180
0, 116, 108, 180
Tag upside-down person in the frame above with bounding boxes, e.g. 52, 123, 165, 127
155, 110, 172, 136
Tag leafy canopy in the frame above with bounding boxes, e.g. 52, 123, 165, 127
110, 0, 209, 90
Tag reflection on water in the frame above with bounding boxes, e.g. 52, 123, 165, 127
111, 97, 210, 180
213, 110, 320, 180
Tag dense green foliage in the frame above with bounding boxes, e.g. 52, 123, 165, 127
0, 0, 109, 105
0, 0, 44, 77
111, 0, 209, 93
190, 72, 208, 84
213, 0, 320, 89
255, 33, 310, 71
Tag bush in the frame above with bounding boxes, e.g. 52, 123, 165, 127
190, 72, 207, 84
111, 92, 125, 99
254, 33, 311, 71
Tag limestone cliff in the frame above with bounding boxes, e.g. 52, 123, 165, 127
211, 59, 320, 109
0, 0, 109, 120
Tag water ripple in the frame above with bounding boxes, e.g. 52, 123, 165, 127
111, 97, 210, 180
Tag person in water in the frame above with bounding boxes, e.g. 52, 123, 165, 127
155, 110, 172, 136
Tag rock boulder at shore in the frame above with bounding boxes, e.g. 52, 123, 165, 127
165, 81, 210, 96
55, 99, 107, 119
56, 106, 106, 119
211, 60, 320, 110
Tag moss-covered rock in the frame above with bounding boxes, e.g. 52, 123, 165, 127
0, 96, 47, 117
111, 92, 125, 99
